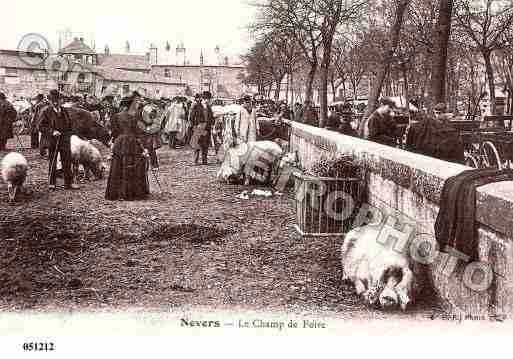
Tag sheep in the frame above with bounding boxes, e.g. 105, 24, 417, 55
1, 152, 28, 202
341, 224, 415, 311
70, 135, 106, 182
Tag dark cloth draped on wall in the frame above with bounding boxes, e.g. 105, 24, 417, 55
435, 168, 513, 261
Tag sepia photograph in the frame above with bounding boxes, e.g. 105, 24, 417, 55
1, 0, 513, 356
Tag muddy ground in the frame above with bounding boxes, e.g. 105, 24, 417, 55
0, 136, 444, 320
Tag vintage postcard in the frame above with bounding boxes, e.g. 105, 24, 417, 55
1, 0, 513, 356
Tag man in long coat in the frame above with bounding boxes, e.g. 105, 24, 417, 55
29, 94, 47, 149
189, 91, 214, 165
234, 95, 257, 144
162, 100, 186, 149
38, 89, 80, 190
0, 93, 17, 152
360, 97, 399, 147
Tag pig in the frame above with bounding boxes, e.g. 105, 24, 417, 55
341, 224, 416, 311
217, 140, 283, 185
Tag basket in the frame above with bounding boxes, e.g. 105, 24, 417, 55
293, 172, 363, 237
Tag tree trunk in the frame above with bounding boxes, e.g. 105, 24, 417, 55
330, 76, 337, 102
362, 0, 409, 135
429, 0, 453, 108
401, 62, 411, 122
483, 50, 496, 115
285, 74, 289, 103
290, 71, 294, 104
305, 62, 317, 103
352, 78, 358, 100
274, 77, 282, 102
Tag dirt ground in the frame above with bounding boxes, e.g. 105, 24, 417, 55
0, 135, 444, 319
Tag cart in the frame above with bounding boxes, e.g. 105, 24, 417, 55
453, 116, 513, 169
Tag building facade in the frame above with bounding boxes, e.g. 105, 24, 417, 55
1, 37, 244, 100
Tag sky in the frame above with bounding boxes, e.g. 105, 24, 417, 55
1, 0, 256, 60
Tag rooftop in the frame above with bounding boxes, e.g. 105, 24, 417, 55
92, 65, 184, 85
59, 37, 96, 55
97, 53, 151, 71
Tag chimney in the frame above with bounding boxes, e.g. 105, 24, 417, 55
176, 42, 186, 66
149, 44, 158, 66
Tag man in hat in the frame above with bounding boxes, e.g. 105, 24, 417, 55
0, 92, 17, 152
38, 89, 79, 190
433, 102, 452, 123
362, 97, 399, 147
186, 93, 202, 146
189, 91, 214, 164
29, 94, 47, 150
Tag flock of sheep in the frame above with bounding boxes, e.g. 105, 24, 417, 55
1, 134, 105, 202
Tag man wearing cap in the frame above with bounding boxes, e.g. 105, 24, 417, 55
0, 92, 17, 152
362, 97, 399, 147
38, 89, 79, 190
433, 102, 452, 123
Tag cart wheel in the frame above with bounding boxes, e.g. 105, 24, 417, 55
464, 153, 479, 168
481, 141, 502, 169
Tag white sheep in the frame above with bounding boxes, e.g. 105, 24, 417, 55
1, 152, 28, 202
70, 135, 106, 182
341, 224, 415, 311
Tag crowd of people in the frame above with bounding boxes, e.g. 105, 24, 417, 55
0, 88, 468, 204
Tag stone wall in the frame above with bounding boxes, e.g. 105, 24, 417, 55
0, 68, 59, 97
288, 121, 513, 316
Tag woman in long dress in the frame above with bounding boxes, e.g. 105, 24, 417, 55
105, 93, 149, 201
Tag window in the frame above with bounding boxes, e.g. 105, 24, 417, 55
164, 69, 170, 77
34, 71, 47, 82
5, 68, 17, 76
123, 85, 130, 95
77, 73, 86, 83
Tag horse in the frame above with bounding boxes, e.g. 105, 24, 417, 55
65, 106, 111, 147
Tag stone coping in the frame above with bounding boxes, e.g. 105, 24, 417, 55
287, 121, 513, 239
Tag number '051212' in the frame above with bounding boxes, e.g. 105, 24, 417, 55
22, 342, 55, 351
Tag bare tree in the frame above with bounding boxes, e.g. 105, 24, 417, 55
252, 0, 323, 104
363, 0, 410, 121
455, 0, 513, 114
314, 0, 368, 126
430, 0, 454, 107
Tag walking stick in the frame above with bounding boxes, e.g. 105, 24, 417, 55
48, 135, 61, 187
143, 150, 164, 193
